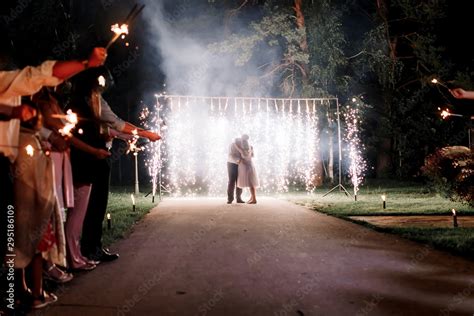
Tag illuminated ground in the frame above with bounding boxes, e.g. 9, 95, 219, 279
41, 197, 474, 316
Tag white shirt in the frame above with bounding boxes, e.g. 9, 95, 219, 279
227, 142, 242, 164
100, 96, 126, 131
0, 61, 62, 162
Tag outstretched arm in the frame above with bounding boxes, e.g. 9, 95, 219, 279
122, 123, 161, 142
450, 88, 474, 100
52, 47, 107, 80
100, 96, 161, 142
0, 48, 107, 100
0, 104, 37, 121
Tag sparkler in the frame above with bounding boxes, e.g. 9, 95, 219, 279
439, 107, 464, 119
56, 109, 78, 136
431, 78, 449, 90
25, 145, 34, 157
98, 75, 106, 87
127, 129, 143, 194
105, 4, 145, 50
106, 24, 129, 50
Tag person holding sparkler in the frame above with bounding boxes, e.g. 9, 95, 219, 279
0, 37, 107, 309
81, 93, 160, 263
35, 87, 118, 282
67, 67, 160, 264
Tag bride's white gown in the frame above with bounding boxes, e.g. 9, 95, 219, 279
237, 147, 259, 188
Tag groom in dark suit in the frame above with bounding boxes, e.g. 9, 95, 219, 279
227, 138, 244, 204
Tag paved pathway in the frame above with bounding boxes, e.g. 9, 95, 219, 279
42, 197, 474, 316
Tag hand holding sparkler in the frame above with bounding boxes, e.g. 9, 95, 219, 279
52, 47, 108, 80
11, 104, 37, 122
94, 148, 112, 159
449, 88, 474, 101
86, 47, 108, 68
139, 130, 161, 142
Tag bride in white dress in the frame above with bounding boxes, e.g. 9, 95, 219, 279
236, 135, 259, 204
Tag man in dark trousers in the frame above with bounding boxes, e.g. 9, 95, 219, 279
227, 137, 244, 204
80, 88, 160, 262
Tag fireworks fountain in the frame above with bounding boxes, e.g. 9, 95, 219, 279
344, 98, 367, 201
142, 96, 334, 197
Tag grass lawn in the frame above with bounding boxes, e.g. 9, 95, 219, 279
101, 187, 157, 247
285, 181, 474, 259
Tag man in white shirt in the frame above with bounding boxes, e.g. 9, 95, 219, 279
227, 138, 244, 204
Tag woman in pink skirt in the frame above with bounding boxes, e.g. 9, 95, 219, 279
236, 135, 259, 204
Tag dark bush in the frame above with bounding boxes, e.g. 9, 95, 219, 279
422, 146, 473, 206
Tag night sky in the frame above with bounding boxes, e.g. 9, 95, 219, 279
1, 1, 474, 96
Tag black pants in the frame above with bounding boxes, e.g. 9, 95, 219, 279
81, 159, 110, 255
227, 162, 242, 202
0, 155, 13, 261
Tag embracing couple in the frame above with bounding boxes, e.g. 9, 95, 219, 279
227, 134, 259, 204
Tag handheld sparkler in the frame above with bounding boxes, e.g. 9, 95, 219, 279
431, 78, 449, 90
105, 4, 145, 50
127, 129, 144, 194
53, 109, 79, 136
438, 107, 464, 119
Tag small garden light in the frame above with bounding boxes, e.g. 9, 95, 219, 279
107, 213, 112, 230
452, 209, 458, 228
131, 194, 136, 212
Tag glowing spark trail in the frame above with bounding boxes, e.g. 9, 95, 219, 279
127, 129, 141, 154
439, 107, 463, 119
431, 78, 449, 89
57, 109, 78, 137
106, 24, 129, 50
25, 145, 34, 157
